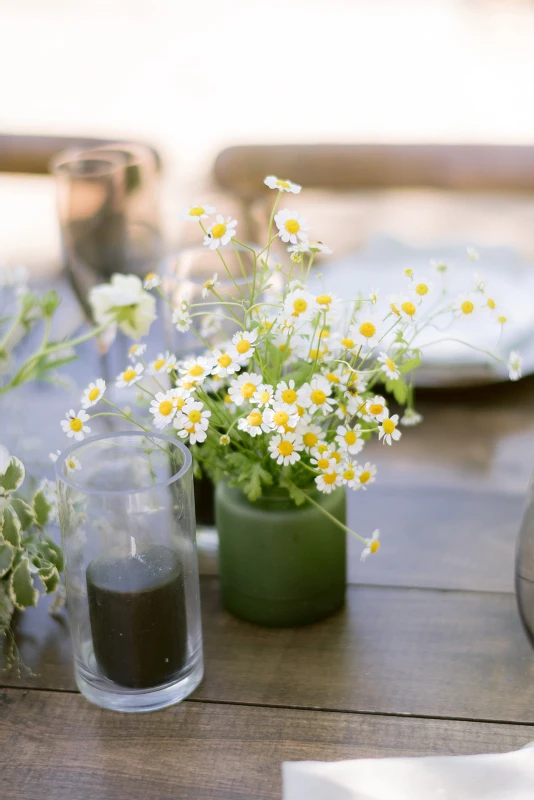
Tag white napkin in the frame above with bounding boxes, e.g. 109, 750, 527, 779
283, 744, 534, 800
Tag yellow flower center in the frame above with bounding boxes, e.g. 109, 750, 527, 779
297, 404, 305, 416
317, 443, 329, 454
369, 403, 384, 416
236, 339, 251, 354
240, 382, 256, 398
390, 302, 401, 317
281, 388, 297, 404
273, 410, 289, 426
203, 278, 214, 290
309, 348, 323, 360
218, 354, 232, 367
248, 411, 263, 427
145, 272, 156, 282
326, 373, 339, 383
404, 268, 413, 277
461, 301, 474, 315
159, 400, 173, 416
330, 451, 342, 463
324, 472, 338, 485
276, 179, 291, 189
259, 390, 271, 403
303, 431, 318, 447
279, 344, 288, 352
370, 540, 380, 554
129, 344, 138, 354
175, 397, 186, 410
498, 315, 507, 324
188, 364, 204, 377
278, 440, 294, 456
317, 294, 332, 306
401, 301, 416, 317
182, 381, 195, 390
359, 321, 376, 339
153, 359, 166, 371
310, 389, 326, 405
189, 206, 205, 217
224, 393, 232, 404
386, 358, 396, 372
211, 223, 226, 239
359, 470, 371, 484
88, 388, 100, 402
317, 457, 330, 470
341, 337, 355, 349
344, 430, 357, 445
122, 369, 136, 382
487, 298, 496, 310
69, 418, 82, 432
285, 219, 300, 234
382, 418, 396, 434
293, 298, 308, 314
343, 469, 355, 481
415, 283, 429, 296
188, 409, 202, 423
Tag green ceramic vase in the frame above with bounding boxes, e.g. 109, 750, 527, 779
215, 482, 347, 627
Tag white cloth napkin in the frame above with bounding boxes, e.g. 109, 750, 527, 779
283, 744, 534, 800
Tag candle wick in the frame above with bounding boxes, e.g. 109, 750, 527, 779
130, 536, 136, 557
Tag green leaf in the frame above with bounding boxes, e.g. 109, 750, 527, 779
40, 289, 61, 317
35, 539, 64, 572
0, 541, 14, 578
0, 581, 14, 633
10, 498, 35, 531
399, 351, 421, 374
2, 507, 21, 548
243, 463, 273, 502
41, 567, 60, 595
0, 456, 25, 492
9, 557, 39, 610
385, 378, 408, 405
33, 489, 51, 528
286, 482, 307, 507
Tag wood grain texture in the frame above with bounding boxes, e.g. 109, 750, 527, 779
213, 144, 534, 197
3, 688, 534, 800
4, 582, 534, 726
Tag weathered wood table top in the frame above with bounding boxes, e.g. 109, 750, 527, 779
3, 376, 534, 799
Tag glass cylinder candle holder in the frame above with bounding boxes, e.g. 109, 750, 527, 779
55, 431, 203, 713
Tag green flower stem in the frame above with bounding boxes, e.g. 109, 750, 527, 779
199, 221, 248, 302
420, 337, 507, 364
231, 239, 252, 291
0, 312, 23, 350
100, 398, 151, 433
211, 289, 243, 326
265, 191, 282, 266
298, 486, 367, 545
136, 383, 157, 400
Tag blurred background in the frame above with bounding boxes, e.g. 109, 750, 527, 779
3, 0, 534, 274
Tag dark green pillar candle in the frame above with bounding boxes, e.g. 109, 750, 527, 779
86, 544, 187, 689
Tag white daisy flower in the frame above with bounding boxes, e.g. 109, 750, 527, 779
361, 529, 380, 561
116, 363, 144, 388
467, 246, 480, 262
263, 403, 300, 434
274, 379, 299, 413
172, 308, 191, 332
315, 293, 335, 312
174, 400, 211, 444
368, 288, 380, 305
354, 462, 377, 491
264, 175, 302, 194
378, 414, 402, 446
181, 203, 216, 221
143, 272, 160, 290
350, 313, 383, 349
219, 434, 230, 446
335, 424, 364, 456
296, 420, 325, 451
377, 352, 400, 380
88, 273, 156, 341
287, 242, 310, 255
179, 356, 213, 383
63, 454, 82, 473
268, 432, 303, 466
274, 209, 310, 245
315, 464, 343, 494
398, 298, 419, 324
340, 459, 359, 489
232, 329, 258, 359
284, 288, 318, 321
81, 378, 106, 409
201, 273, 221, 298
228, 372, 262, 406
148, 351, 177, 375
211, 347, 242, 378
508, 350, 523, 381
310, 453, 337, 472
404, 268, 414, 279
275, 314, 297, 334
400, 408, 423, 426
238, 409, 273, 437
309, 241, 332, 255
413, 277, 433, 300
361, 395, 388, 423
453, 293, 477, 318
203, 215, 237, 250
169, 387, 191, 413
251, 384, 275, 408
60, 409, 91, 441
298, 376, 334, 416
128, 343, 147, 362
484, 296, 497, 312
149, 391, 178, 429
49, 450, 61, 463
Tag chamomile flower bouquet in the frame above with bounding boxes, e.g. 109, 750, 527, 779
75, 175, 522, 568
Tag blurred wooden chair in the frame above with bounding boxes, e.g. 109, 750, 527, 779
212, 144, 534, 255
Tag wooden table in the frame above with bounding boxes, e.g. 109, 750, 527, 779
3, 377, 534, 799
